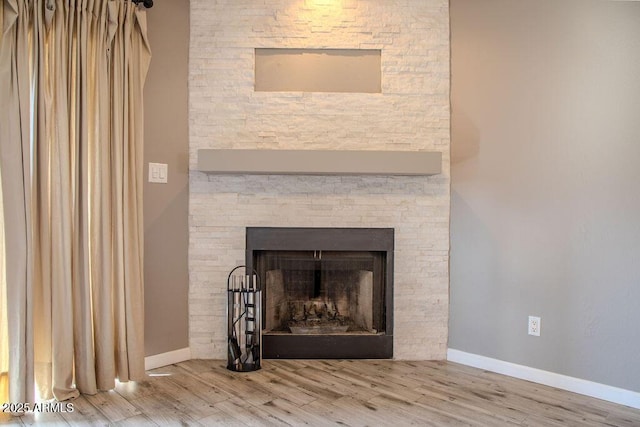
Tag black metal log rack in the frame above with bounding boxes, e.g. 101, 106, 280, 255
227, 266, 261, 372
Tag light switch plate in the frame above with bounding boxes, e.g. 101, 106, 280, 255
149, 162, 168, 183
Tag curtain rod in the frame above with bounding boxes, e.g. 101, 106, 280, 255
132, 0, 153, 8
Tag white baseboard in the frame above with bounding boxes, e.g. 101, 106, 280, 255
447, 349, 640, 410
145, 347, 191, 371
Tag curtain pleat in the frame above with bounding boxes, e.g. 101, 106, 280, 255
0, 0, 4, 406
109, 1, 148, 384
0, 0, 36, 406
0, 147, 8, 405
92, 0, 116, 392
0, 0, 150, 403
32, 0, 54, 401
122, 5, 149, 381
0, 0, 6, 406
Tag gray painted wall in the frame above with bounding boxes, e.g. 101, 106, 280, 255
450, 0, 640, 392
143, 0, 190, 356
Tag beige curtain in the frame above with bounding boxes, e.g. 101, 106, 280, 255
0, 0, 150, 402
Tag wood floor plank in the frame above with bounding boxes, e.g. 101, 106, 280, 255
324, 395, 401, 427
441, 372, 613, 427
84, 390, 142, 423
415, 384, 526, 425
520, 413, 579, 427
261, 398, 336, 427
196, 409, 249, 427
604, 412, 640, 427
294, 366, 379, 402
367, 392, 472, 426
247, 370, 318, 406
113, 378, 157, 401
413, 376, 532, 423
263, 367, 345, 402
127, 392, 202, 426
111, 414, 158, 427
330, 365, 427, 404
140, 371, 220, 420
214, 397, 287, 427
196, 371, 273, 407
302, 397, 373, 427
0, 413, 20, 426
337, 359, 427, 389
149, 364, 231, 405
174, 359, 223, 375
256, 399, 313, 426
58, 396, 110, 426
12, 411, 68, 426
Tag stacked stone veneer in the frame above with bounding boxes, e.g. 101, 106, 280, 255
189, 0, 450, 360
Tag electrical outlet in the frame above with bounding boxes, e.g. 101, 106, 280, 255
528, 316, 541, 336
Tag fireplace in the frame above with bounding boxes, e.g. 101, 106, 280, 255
246, 227, 393, 359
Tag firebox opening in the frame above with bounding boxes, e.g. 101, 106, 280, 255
258, 250, 385, 336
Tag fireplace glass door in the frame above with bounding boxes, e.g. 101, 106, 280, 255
246, 227, 393, 359
257, 250, 386, 336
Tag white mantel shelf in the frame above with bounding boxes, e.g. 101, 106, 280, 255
197, 149, 442, 176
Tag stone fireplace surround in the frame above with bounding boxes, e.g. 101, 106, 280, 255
189, 0, 450, 361
189, 172, 450, 360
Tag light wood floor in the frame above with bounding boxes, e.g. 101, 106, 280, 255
2, 359, 639, 426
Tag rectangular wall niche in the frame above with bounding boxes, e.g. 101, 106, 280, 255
255, 48, 382, 93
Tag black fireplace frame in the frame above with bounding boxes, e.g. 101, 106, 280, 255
246, 227, 393, 359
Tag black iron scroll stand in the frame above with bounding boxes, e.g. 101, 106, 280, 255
227, 266, 261, 372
